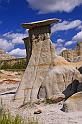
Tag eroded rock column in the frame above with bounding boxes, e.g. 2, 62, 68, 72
14, 19, 61, 104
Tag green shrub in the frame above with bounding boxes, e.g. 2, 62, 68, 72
0, 59, 27, 70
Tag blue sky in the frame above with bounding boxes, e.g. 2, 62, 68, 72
0, 0, 82, 57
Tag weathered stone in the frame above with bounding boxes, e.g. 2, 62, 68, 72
61, 41, 82, 62
61, 92, 82, 112
21, 18, 60, 29
46, 93, 65, 103
42, 65, 81, 100
14, 19, 81, 106
34, 109, 42, 114
14, 35, 57, 104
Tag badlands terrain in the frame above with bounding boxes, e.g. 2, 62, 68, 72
0, 61, 82, 124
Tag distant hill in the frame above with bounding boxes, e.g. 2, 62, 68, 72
0, 49, 27, 70
0, 49, 15, 60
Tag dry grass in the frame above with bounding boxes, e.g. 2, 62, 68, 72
0, 113, 39, 124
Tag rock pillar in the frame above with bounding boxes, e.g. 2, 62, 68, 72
14, 19, 60, 104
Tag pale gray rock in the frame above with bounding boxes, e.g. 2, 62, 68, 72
14, 34, 57, 104
14, 20, 81, 106
61, 92, 82, 112
14, 35, 81, 105
42, 65, 81, 100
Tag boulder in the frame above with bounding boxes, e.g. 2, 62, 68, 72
40, 65, 81, 100
61, 92, 82, 112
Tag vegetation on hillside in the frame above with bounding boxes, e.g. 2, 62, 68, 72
0, 59, 27, 70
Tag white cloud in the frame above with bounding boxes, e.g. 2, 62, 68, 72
54, 38, 66, 55
54, 38, 77, 54
0, 38, 14, 52
12, 37, 24, 44
3, 32, 26, 39
0, 31, 28, 57
55, 38, 64, 48
8, 48, 26, 58
56, 39, 64, 44
72, 31, 82, 41
51, 20, 82, 33
65, 40, 77, 47
3, 32, 27, 44
56, 46, 66, 55
52, 20, 82, 52
55, 38, 77, 54
26, 0, 82, 13
78, 25, 82, 30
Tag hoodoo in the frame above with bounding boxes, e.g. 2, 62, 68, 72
14, 19, 81, 106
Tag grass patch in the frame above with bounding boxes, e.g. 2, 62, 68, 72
0, 113, 23, 124
0, 99, 40, 124
0, 113, 39, 124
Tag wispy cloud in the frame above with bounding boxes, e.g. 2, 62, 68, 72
64, 40, 77, 47
0, 38, 14, 52
54, 38, 66, 55
72, 31, 82, 41
0, 31, 28, 57
8, 48, 26, 58
51, 20, 82, 33
3, 32, 27, 44
26, 0, 82, 13
56, 46, 66, 55
52, 19, 82, 54
54, 38, 78, 54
